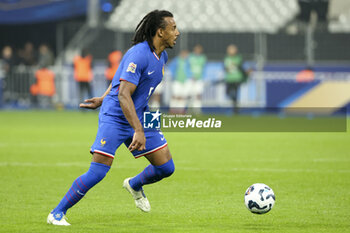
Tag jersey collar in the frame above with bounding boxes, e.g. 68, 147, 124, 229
143, 41, 161, 61
152, 51, 160, 61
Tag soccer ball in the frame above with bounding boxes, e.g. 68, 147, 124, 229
244, 183, 275, 214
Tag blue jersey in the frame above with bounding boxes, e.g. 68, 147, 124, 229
100, 41, 168, 124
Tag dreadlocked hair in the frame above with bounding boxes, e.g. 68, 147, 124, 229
132, 10, 173, 51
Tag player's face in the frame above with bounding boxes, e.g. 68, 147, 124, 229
162, 17, 180, 49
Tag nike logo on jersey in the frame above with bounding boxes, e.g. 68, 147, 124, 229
161, 137, 165, 141
148, 71, 155, 75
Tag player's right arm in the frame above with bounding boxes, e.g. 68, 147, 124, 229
116, 50, 147, 152
79, 84, 112, 109
118, 80, 146, 152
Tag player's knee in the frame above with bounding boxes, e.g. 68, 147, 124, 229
166, 159, 175, 177
156, 159, 175, 178
89, 162, 111, 181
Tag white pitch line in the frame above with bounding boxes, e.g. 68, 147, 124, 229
0, 162, 349, 173
180, 167, 350, 173
0, 142, 88, 147
0, 162, 88, 168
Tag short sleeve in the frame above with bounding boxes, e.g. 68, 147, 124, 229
119, 51, 147, 86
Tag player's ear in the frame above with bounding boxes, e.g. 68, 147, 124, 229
157, 28, 163, 38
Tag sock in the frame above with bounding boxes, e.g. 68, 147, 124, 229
129, 159, 175, 191
52, 162, 110, 215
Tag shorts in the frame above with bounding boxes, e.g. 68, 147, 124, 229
187, 79, 204, 96
172, 80, 204, 98
90, 119, 168, 159
172, 81, 191, 98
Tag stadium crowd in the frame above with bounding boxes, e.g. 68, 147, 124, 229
0, 42, 55, 108
0, 42, 249, 111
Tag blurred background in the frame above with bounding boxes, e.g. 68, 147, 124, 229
0, 0, 349, 114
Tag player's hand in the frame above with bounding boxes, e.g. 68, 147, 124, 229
128, 131, 146, 152
79, 97, 103, 109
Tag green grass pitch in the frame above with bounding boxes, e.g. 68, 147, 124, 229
0, 111, 349, 233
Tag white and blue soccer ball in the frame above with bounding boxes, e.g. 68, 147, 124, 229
244, 183, 275, 214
